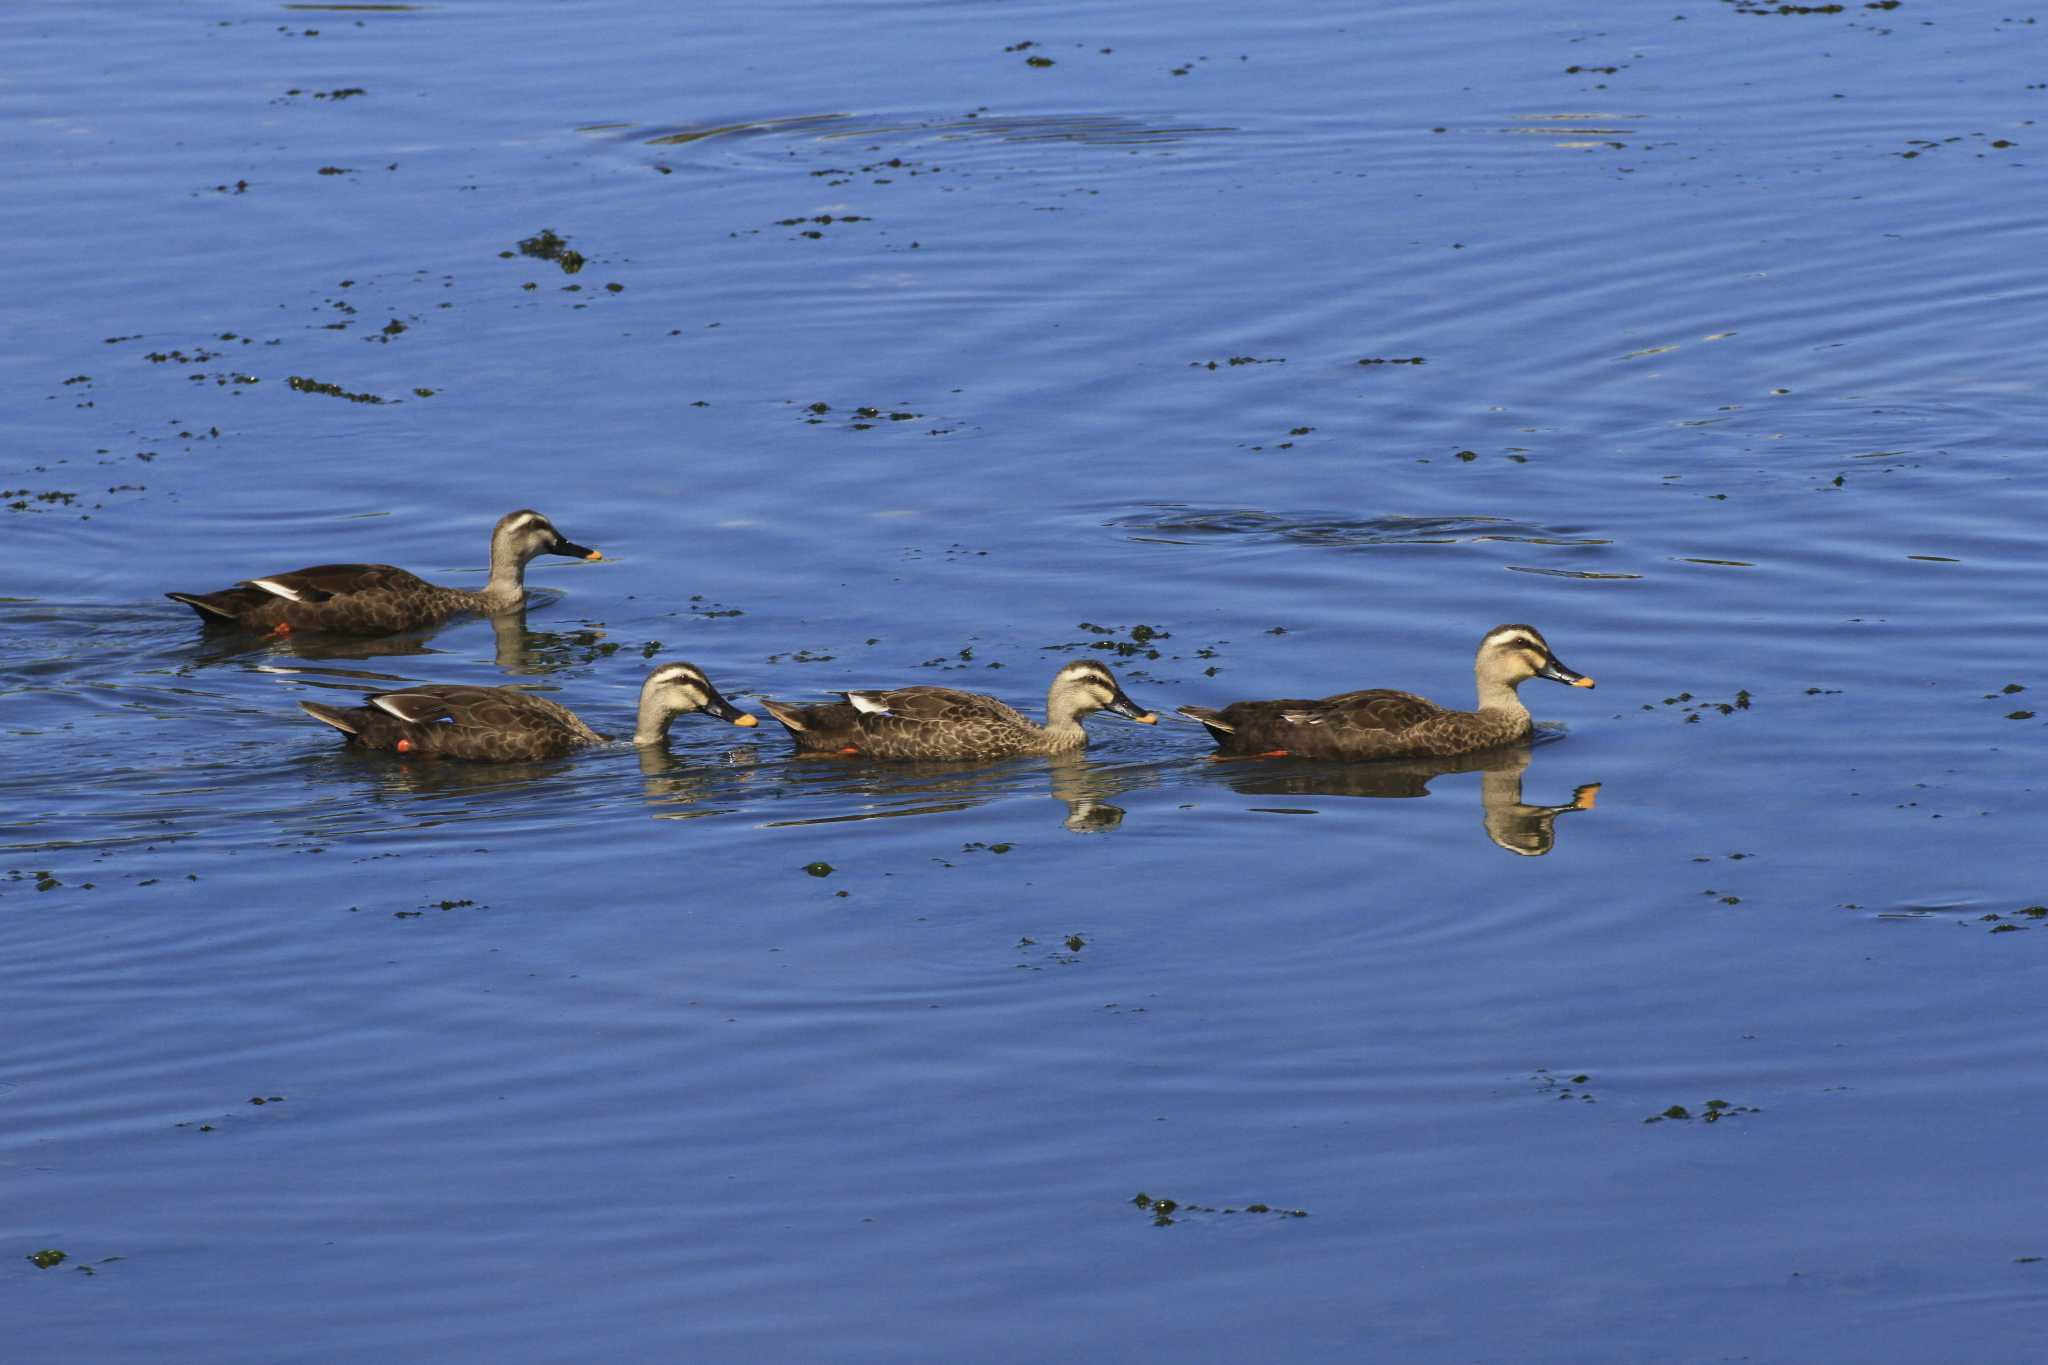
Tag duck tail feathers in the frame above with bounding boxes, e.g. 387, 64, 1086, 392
297, 701, 361, 735
166, 592, 241, 622
759, 699, 809, 731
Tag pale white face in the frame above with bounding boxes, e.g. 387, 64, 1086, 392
1049, 661, 1156, 722
1052, 661, 1123, 711
494, 509, 599, 565
496, 509, 554, 560
1477, 625, 1593, 689
641, 663, 753, 725
1478, 626, 1554, 683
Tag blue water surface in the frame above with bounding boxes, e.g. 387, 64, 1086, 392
5, 1, 2047, 1360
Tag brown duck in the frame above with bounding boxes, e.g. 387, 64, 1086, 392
166, 509, 601, 637
296, 662, 755, 762
1178, 624, 1595, 760
760, 659, 1157, 760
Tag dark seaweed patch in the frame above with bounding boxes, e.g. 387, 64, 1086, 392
1131, 1192, 1308, 1226
1722, 1, 1901, 13
1531, 1068, 1598, 1103
286, 375, 386, 403
793, 397, 924, 430
509, 229, 586, 274
1044, 622, 1170, 661
1643, 689, 1752, 721
1644, 1099, 1759, 1123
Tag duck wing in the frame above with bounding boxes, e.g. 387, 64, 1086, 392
246, 563, 433, 604
1183, 689, 1448, 757
765, 686, 1034, 759
367, 684, 567, 728
168, 563, 437, 626
1278, 689, 1443, 733
841, 685, 1024, 726
370, 685, 591, 759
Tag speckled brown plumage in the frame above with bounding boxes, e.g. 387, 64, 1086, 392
1178, 624, 1595, 761
167, 509, 600, 637
761, 660, 1156, 761
296, 662, 755, 762
301, 685, 605, 761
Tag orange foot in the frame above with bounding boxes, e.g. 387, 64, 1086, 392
396, 738, 413, 754
270, 621, 293, 637
837, 746, 860, 756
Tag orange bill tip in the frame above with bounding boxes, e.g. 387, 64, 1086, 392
1573, 783, 1600, 810
1571, 676, 1596, 688
732, 713, 758, 727
1134, 712, 1159, 725
583, 549, 604, 561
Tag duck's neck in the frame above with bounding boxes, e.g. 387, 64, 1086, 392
632, 695, 676, 748
1041, 688, 1090, 750
481, 542, 529, 609
1474, 675, 1529, 717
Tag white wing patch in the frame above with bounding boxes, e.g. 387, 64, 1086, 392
844, 691, 893, 716
248, 578, 305, 602
371, 694, 442, 724
1279, 711, 1325, 726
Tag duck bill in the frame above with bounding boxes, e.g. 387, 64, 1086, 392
550, 539, 603, 562
1539, 658, 1596, 689
701, 688, 758, 727
1107, 692, 1159, 724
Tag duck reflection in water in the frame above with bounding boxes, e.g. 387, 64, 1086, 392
755, 751, 1151, 833
190, 622, 446, 667
1212, 744, 1598, 856
1048, 755, 1127, 831
636, 739, 761, 819
188, 601, 582, 673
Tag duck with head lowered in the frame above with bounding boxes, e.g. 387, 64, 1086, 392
296, 661, 754, 762
1178, 624, 1595, 761
761, 659, 1157, 761
167, 508, 601, 637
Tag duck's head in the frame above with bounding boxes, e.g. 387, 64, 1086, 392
637, 661, 757, 735
1476, 624, 1595, 691
493, 508, 602, 567
1048, 659, 1158, 724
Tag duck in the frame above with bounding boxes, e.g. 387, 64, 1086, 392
295, 661, 755, 762
1177, 624, 1594, 760
759, 659, 1158, 760
166, 509, 601, 637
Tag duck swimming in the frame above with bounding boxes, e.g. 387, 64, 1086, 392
1178, 624, 1594, 760
760, 659, 1157, 761
167, 508, 600, 637
295, 661, 753, 762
